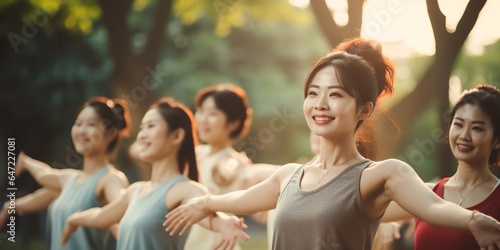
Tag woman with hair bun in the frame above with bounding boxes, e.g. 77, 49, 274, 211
164, 40, 500, 249
15, 97, 131, 250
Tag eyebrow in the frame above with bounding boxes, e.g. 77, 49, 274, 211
309, 84, 344, 90
454, 117, 486, 125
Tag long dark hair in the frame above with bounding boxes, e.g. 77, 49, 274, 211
80, 97, 130, 154
150, 98, 199, 181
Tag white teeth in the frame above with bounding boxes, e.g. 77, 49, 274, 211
457, 144, 473, 150
314, 116, 333, 121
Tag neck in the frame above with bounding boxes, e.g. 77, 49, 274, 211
150, 155, 182, 184
208, 141, 231, 155
316, 135, 363, 170
82, 153, 109, 174
452, 160, 497, 186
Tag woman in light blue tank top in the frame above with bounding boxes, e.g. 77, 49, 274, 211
15, 97, 131, 249
164, 39, 500, 249
61, 98, 250, 250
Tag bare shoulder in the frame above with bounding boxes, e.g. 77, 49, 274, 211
362, 158, 417, 182
274, 163, 302, 183
106, 168, 130, 185
171, 179, 207, 197
125, 181, 145, 194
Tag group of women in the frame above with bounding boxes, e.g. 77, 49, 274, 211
2, 37, 500, 250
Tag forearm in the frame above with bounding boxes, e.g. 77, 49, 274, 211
69, 208, 117, 229
419, 201, 472, 230
16, 188, 58, 215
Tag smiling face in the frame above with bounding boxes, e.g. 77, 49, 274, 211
136, 108, 177, 163
449, 104, 499, 165
303, 66, 365, 140
194, 96, 234, 145
71, 107, 113, 156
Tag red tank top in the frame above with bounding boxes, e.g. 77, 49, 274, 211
414, 177, 500, 250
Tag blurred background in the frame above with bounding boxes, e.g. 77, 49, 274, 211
1, 0, 499, 249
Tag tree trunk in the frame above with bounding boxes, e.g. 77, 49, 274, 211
99, 0, 174, 181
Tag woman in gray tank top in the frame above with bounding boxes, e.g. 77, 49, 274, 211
15, 97, 131, 250
61, 98, 250, 250
165, 38, 500, 250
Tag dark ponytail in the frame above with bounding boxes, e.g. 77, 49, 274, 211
150, 98, 199, 181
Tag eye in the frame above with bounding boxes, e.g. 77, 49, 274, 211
472, 126, 484, 131
330, 92, 341, 97
453, 122, 463, 127
308, 90, 317, 96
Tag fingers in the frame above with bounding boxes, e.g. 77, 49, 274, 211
166, 217, 185, 236
238, 230, 250, 241
163, 209, 183, 230
215, 239, 229, 250
178, 221, 194, 236
393, 227, 401, 239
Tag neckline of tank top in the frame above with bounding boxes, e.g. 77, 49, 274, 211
136, 175, 186, 199
298, 159, 370, 193
73, 166, 109, 186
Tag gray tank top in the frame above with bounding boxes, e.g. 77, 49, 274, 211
117, 175, 188, 250
272, 159, 379, 250
50, 167, 115, 250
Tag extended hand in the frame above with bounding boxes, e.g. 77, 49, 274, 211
468, 211, 500, 249
61, 212, 81, 245
214, 215, 250, 250
163, 195, 210, 236
61, 221, 78, 245
15, 151, 28, 177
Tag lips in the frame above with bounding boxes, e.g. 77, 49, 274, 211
457, 143, 474, 153
313, 115, 334, 124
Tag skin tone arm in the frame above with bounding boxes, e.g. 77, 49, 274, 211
164, 163, 297, 234
167, 160, 500, 248
16, 151, 77, 190
62, 181, 249, 248
0, 188, 59, 228
368, 159, 500, 247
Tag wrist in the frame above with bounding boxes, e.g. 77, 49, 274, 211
203, 194, 212, 214
467, 210, 479, 231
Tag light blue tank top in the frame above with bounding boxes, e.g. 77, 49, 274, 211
50, 167, 116, 250
117, 175, 188, 250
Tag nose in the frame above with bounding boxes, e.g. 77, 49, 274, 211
314, 94, 329, 111
137, 130, 146, 141
459, 127, 471, 142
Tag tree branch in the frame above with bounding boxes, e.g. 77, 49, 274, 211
310, 0, 342, 47
426, 0, 447, 44
453, 0, 487, 45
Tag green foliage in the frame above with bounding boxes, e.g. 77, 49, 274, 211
455, 39, 500, 90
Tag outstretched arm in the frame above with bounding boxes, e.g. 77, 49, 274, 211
16, 152, 77, 190
164, 164, 293, 235
382, 159, 500, 248
165, 180, 251, 248
381, 182, 436, 223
